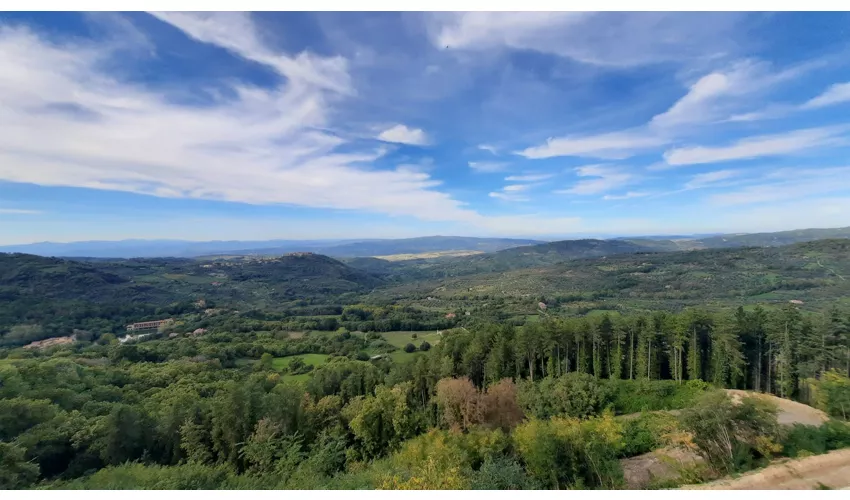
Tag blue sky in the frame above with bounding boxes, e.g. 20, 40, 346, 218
2, 12, 850, 244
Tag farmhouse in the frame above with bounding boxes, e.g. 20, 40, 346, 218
125, 318, 174, 332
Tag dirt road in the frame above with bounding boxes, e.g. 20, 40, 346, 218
682, 448, 850, 490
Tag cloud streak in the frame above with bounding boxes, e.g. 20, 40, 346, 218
663, 127, 848, 166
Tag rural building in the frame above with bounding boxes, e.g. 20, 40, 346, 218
125, 318, 174, 332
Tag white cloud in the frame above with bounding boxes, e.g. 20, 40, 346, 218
149, 12, 352, 94
651, 60, 816, 128
0, 24, 484, 226
468, 161, 508, 173
430, 12, 744, 67
0, 208, 41, 214
684, 169, 741, 189
602, 191, 651, 200
663, 127, 848, 166
505, 173, 554, 182
503, 184, 531, 192
555, 164, 636, 195
488, 191, 529, 202
518, 130, 667, 160
708, 166, 850, 206
802, 81, 850, 109
650, 72, 732, 128
478, 144, 498, 155
376, 124, 429, 146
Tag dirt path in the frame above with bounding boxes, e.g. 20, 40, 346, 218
725, 389, 829, 427
682, 448, 850, 490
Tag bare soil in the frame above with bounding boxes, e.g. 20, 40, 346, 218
619, 390, 831, 489
682, 448, 850, 490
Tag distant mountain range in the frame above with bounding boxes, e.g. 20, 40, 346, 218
1, 226, 849, 259
0, 236, 544, 259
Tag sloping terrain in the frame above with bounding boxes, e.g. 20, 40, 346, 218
379, 239, 850, 312
682, 448, 850, 490
0, 252, 383, 347
621, 390, 831, 489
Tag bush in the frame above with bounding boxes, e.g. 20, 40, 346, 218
781, 420, 850, 458
403, 343, 417, 353
58, 462, 234, 489
680, 391, 780, 474
620, 411, 679, 457
781, 424, 827, 458
605, 379, 710, 414
419, 341, 431, 352
513, 412, 624, 489
469, 456, 538, 490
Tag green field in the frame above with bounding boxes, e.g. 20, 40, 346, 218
379, 330, 442, 349
271, 353, 330, 371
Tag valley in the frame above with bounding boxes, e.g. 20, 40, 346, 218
2, 229, 850, 490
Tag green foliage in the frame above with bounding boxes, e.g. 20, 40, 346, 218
620, 411, 679, 457
781, 420, 850, 458
0, 442, 40, 489
58, 462, 235, 490
513, 412, 624, 489
517, 373, 610, 419
680, 391, 781, 474
606, 379, 711, 414
469, 456, 539, 490
811, 370, 850, 419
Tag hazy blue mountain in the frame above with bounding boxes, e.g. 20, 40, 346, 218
0, 236, 544, 259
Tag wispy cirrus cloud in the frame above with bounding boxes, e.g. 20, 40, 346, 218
0, 208, 42, 214
801, 81, 850, 109
602, 191, 651, 200
663, 127, 848, 166
555, 164, 637, 196
684, 169, 742, 189
517, 130, 667, 160
708, 166, 850, 206
468, 161, 508, 173
505, 173, 554, 182
0, 20, 479, 225
430, 12, 744, 67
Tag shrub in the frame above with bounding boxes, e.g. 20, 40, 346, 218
419, 341, 431, 352
620, 411, 679, 457
679, 391, 780, 474
780, 420, 850, 458
513, 412, 624, 489
605, 378, 710, 414
781, 424, 827, 458
469, 456, 538, 490
403, 343, 416, 353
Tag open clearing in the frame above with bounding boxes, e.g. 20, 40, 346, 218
375, 250, 484, 261
271, 354, 329, 371
682, 448, 850, 490
380, 330, 442, 349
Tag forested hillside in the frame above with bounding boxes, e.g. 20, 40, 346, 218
3, 238, 850, 490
